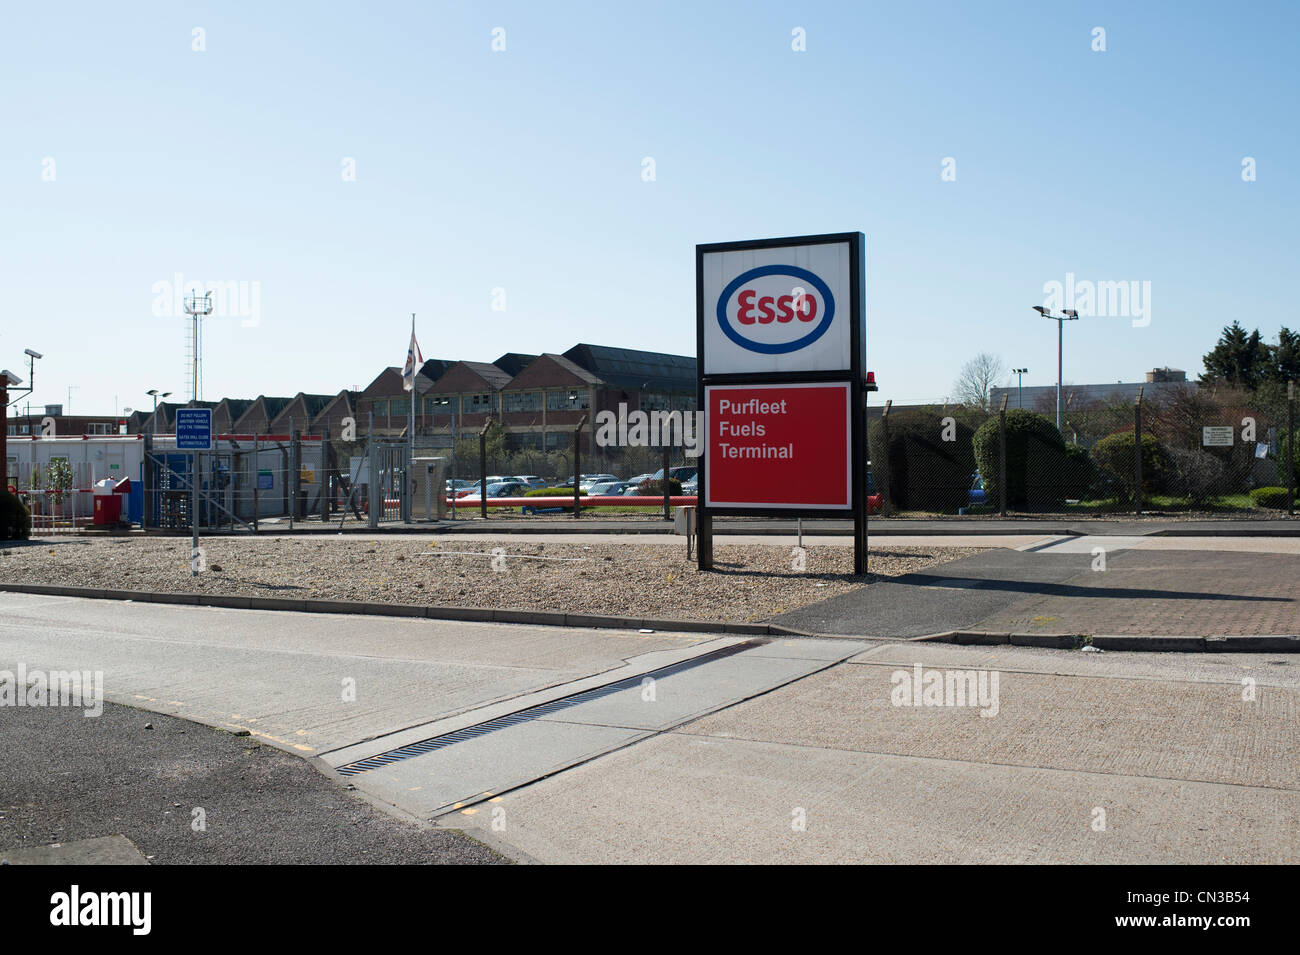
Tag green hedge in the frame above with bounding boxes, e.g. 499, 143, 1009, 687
524, 487, 587, 497
973, 410, 1080, 509
1, 488, 31, 540
1249, 486, 1294, 509
1090, 431, 1171, 501
868, 410, 974, 512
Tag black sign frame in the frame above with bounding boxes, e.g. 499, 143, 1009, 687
695, 231, 868, 574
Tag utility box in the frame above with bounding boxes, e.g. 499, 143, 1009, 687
92, 477, 130, 525
409, 457, 448, 521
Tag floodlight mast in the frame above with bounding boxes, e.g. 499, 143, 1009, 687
183, 290, 214, 402
1031, 307, 1079, 432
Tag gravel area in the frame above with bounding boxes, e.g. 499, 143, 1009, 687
0, 536, 985, 623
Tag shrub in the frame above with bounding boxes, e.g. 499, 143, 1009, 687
973, 410, 1073, 509
1090, 431, 1171, 501
1166, 448, 1228, 506
636, 478, 682, 496
0, 488, 31, 540
525, 487, 587, 497
1249, 486, 1293, 509
868, 410, 974, 513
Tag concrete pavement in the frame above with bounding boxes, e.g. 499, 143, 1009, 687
456, 641, 1299, 864
4, 590, 1296, 864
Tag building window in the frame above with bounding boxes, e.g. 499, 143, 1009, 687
546, 389, 590, 411
545, 431, 569, 449
463, 393, 495, 413
390, 398, 410, 416
503, 391, 542, 412
372, 400, 388, 417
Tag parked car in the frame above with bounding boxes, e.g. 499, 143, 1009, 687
626, 473, 655, 487
650, 466, 698, 483
577, 473, 619, 490
680, 478, 698, 495
459, 481, 529, 502
513, 475, 547, 489
867, 469, 883, 515
587, 481, 632, 496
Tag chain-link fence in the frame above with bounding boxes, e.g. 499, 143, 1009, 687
869, 384, 1298, 517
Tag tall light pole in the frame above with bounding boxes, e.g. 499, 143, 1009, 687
1012, 368, 1028, 409
1031, 307, 1078, 432
146, 389, 172, 435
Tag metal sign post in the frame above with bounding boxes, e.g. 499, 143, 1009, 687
175, 408, 213, 576
696, 232, 867, 573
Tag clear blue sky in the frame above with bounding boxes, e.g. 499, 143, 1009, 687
2, 0, 1296, 415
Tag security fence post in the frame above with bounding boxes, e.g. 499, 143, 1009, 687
320, 437, 331, 523
368, 414, 379, 529
573, 414, 587, 519
1133, 387, 1144, 515
479, 417, 491, 520
998, 395, 1008, 517
878, 400, 893, 517
290, 424, 301, 528
662, 443, 671, 521
252, 433, 259, 532
1289, 381, 1296, 517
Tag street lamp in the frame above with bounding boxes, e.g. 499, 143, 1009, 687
1012, 368, 1028, 409
4, 349, 41, 407
146, 389, 172, 435
1031, 307, 1079, 432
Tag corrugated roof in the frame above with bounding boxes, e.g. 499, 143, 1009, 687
493, 353, 538, 377
563, 343, 695, 391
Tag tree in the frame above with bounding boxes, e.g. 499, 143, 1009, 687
1266, 326, 1300, 384
952, 353, 1008, 413
1201, 322, 1271, 390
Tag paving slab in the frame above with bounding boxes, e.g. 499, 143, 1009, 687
974, 549, 1300, 637
339, 640, 867, 817
464, 734, 1298, 864
773, 546, 1300, 639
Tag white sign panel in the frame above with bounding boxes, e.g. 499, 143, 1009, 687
1202, 426, 1234, 447
702, 240, 852, 375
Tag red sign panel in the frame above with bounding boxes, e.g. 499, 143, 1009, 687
705, 382, 851, 509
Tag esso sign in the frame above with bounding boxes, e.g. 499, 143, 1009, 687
701, 240, 854, 374
719, 266, 834, 355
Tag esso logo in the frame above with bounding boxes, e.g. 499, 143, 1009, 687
716, 265, 835, 354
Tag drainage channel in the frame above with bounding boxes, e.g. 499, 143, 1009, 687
334, 640, 761, 777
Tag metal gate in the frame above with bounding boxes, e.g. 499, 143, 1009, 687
368, 440, 409, 526
145, 450, 253, 532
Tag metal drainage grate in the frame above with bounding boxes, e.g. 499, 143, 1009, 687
335, 640, 758, 777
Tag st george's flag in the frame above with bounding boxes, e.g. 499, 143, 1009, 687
401, 316, 422, 392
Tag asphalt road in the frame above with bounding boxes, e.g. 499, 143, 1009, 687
0, 700, 506, 864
